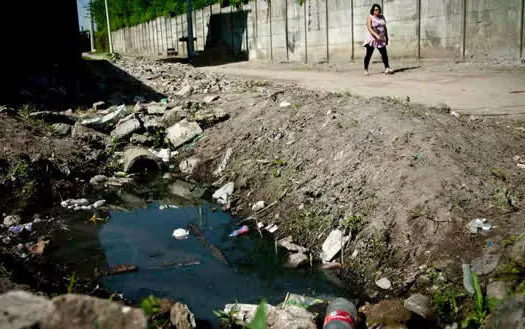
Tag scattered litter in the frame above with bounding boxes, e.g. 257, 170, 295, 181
159, 204, 179, 210
61, 199, 90, 208
252, 201, 266, 212
28, 240, 49, 255
265, 224, 279, 233
229, 225, 249, 237
212, 182, 235, 206
517, 163, 525, 169
8, 223, 32, 234
282, 293, 325, 308
257, 222, 264, 229
411, 153, 421, 160
87, 214, 109, 224
92, 200, 106, 209
108, 264, 138, 275
161, 98, 169, 104
172, 228, 190, 240
280, 101, 292, 108
462, 263, 474, 295
450, 111, 460, 118
376, 277, 392, 290
467, 218, 492, 234
149, 148, 173, 163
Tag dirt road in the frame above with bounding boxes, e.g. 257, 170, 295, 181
202, 59, 525, 116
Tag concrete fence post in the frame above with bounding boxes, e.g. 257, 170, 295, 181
520, 0, 524, 59
416, 0, 421, 59
304, 0, 308, 63
350, 0, 354, 61
325, 0, 329, 62
285, 0, 289, 61
461, 0, 467, 60
270, 0, 273, 62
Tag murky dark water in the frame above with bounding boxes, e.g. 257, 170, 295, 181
49, 195, 342, 326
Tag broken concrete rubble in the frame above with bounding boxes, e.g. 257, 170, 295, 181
166, 119, 203, 149
122, 146, 162, 173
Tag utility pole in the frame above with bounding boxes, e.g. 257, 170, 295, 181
89, 0, 96, 52
186, 0, 194, 60
104, 0, 114, 53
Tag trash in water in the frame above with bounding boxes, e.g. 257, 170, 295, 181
87, 214, 109, 224
108, 264, 138, 275
282, 292, 326, 308
8, 223, 32, 234
28, 240, 49, 255
159, 204, 179, 210
467, 218, 492, 234
161, 98, 169, 105
229, 225, 249, 237
172, 228, 190, 240
265, 224, 279, 233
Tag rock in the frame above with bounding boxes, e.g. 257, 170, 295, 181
60, 199, 90, 208
320, 230, 350, 262
83, 105, 131, 129
404, 294, 434, 321
224, 304, 275, 323
93, 101, 107, 111
280, 101, 292, 108
71, 124, 110, 144
213, 108, 229, 121
3, 215, 21, 227
203, 95, 220, 103
376, 277, 392, 290
93, 200, 106, 208
122, 146, 162, 173
166, 119, 203, 149
176, 85, 194, 97
40, 294, 147, 329
488, 295, 525, 329
51, 123, 72, 136
285, 253, 309, 268
252, 201, 266, 211
179, 157, 201, 174
212, 182, 235, 205
161, 107, 182, 127
130, 134, 155, 146
142, 117, 163, 132
213, 147, 233, 177
29, 111, 75, 124
172, 228, 190, 240
278, 236, 308, 253
147, 104, 168, 115
111, 118, 141, 139
471, 254, 501, 275
510, 235, 525, 267
487, 281, 510, 300
359, 300, 411, 328
0, 290, 54, 329
445, 324, 459, 329
170, 302, 196, 329
266, 305, 316, 329
169, 180, 206, 200
90, 175, 109, 185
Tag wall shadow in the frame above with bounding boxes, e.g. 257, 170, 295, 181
192, 10, 251, 67
4, 59, 166, 112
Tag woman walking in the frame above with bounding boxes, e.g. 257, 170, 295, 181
364, 4, 392, 75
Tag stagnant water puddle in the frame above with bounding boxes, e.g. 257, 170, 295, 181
47, 182, 343, 327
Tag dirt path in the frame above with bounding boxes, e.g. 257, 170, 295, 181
201, 59, 525, 116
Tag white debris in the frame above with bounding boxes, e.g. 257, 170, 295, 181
92, 200, 106, 209
252, 201, 266, 212
160, 205, 179, 210
213, 147, 233, 177
212, 182, 235, 205
149, 148, 173, 163
320, 230, 351, 262
172, 228, 190, 240
467, 218, 492, 234
376, 277, 392, 290
280, 101, 292, 108
265, 224, 279, 233
517, 163, 525, 169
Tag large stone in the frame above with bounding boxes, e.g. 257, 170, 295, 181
122, 146, 162, 173
510, 236, 525, 267
376, 277, 392, 290
166, 119, 203, 149
404, 294, 434, 321
147, 104, 168, 115
161, 107, 182, 128
179, 157, 201, 174
111, 118, 141, 139
471, 254, 501, 275
278, 236, 308, 253
93, 101, 107, 111
169, 180, 206, 200
142, 117, 163, 132
489, 295, 525, 329
487, 281, 510, 300
71, 123, 110, 144
3, 215, 21, 227
212, 182, 235, 205
176, 85, 194, 97
130, 134, 155, 146
193, 108, 230, 126
40, 294, 147, 329
82, 105, 131, 129
29, 111, 75, 124
285, 253, 309, 268
169, 302, 196, 329
51, 123, 72, 136
0, 290, 54, 329
359, 300, 411, 328
320, 230, 350, 262
203, 95, 220, 103
266, 305, 317, 329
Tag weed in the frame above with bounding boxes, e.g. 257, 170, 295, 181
213, 302, 241, 329
490, 168, 508, 182
494, 187, 516, 210
340, 214, 364, 235
66, 272, 77, 293
141, 295, 161, 317
461, 272, 490, 329
273, 159, 287, 166
19, 104, 35, 121
502, 233, 524, 247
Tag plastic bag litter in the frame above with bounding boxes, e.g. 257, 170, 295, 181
467, 218, 491, 234
172, 228, 189, 240
9, 223, 32, 234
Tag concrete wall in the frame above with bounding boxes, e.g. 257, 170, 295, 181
112, 0, 525, 62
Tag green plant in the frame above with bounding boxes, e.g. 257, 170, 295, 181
19, 104, 35, 121
140, 295, 162, 317
494, 187, 516, 210
214, 299, 267, 329
502, 233, 524, 247
340, 215, 364, 235
213, 302, 242, 329
66, 272, 77, 293
461, 272, 490, 329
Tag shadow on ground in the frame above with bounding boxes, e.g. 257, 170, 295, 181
4, 58, 166, 111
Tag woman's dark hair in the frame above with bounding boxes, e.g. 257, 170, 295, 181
370, 3, 382, 15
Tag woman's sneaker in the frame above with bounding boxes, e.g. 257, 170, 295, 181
385, 68, 393, 74
364, 71, 370, 76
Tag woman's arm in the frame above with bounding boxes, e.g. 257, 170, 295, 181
384, 25, 389, 44
366, 16, 381, 39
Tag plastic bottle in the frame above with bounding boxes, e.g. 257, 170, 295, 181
323, 298, 357, 329
228, 225, 249, 237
